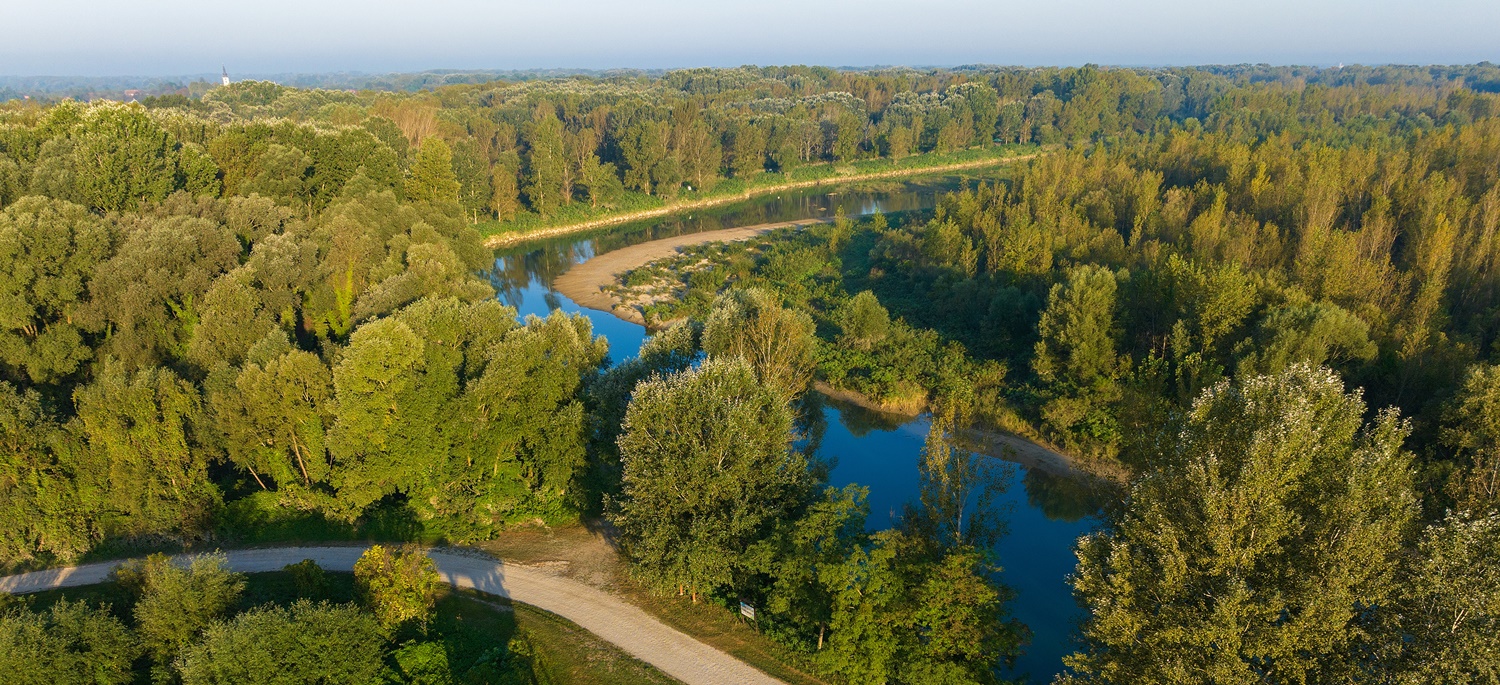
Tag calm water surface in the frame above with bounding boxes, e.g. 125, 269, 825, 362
490, 177, 1102, 683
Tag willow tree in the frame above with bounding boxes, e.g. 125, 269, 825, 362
613, 357, 813, 602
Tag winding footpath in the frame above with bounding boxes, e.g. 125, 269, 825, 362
0, 546, 782, 685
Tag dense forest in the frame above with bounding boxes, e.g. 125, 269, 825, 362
2, 63, 1499, 684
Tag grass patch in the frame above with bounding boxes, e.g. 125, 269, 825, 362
612, 580, 830, 685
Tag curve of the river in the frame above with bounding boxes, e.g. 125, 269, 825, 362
492, 175, 1105, 683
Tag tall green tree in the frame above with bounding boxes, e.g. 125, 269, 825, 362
404, 138, 461, 205
1064, 364, 1417, 684
702, 288, 817, 400
72, 363, 219, 538
0, 197, 113, 384
0, 382, 95, 565
1387, 512, 1500, 685
114, 553, 245, 675
522, 109, 567, 213
1442, 364, 1500, 514
1033, 265, 1124, 451
613, 357, 814, 602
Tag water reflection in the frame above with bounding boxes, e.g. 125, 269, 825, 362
489, 174, 1101, 684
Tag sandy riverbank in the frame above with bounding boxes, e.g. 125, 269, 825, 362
551, 225, 1112, 483
552, 217, 832, 325
484, 152, 1040, 249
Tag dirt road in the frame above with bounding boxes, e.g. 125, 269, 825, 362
484, 152, 1040, 248
553, 217, 830, 325
0, 546, 782, 685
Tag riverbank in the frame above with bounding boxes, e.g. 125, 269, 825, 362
553, 217, 833, 325
483, 149, 1040, 249
547, 222, 1112, 483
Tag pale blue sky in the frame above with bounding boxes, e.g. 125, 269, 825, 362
2, 0, 1496, 76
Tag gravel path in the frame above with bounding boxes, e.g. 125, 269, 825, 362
0, 546, 783, 685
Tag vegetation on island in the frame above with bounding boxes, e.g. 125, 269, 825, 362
1, 62, 1500, 683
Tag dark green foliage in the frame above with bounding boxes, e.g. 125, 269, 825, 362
176, 599, 385, 685
613, 357, 813, 599
0, 196, 112, 383
113, 553, 246, 673
1065, 366, 1416, 684
0, 599, 139, 685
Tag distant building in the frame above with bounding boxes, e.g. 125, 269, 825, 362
222, 67, 230, 87
123, 89, 142, 102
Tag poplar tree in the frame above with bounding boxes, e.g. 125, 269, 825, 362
521, 109, 566, 213
403, 138, 460, 205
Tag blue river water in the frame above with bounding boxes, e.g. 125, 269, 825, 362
490, 178, 1101, 682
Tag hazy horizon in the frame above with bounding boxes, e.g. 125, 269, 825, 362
5, 0, 1496, 77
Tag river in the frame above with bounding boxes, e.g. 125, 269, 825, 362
489, 176, 1101, 683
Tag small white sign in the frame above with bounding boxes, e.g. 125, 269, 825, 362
739, 601, 756, 620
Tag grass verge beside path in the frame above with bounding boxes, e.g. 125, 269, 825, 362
21, 570, 676, 685
481, 145, 1042, 248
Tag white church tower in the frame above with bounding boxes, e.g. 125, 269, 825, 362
221, 66, 230, 87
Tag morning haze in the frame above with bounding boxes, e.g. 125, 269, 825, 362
4, 0, 1497, 75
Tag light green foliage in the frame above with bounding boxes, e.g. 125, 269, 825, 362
1034, 265, 1122, 390
1235, 301, 1377, 377
353, 543, 442, 630
389, 640, 458, 685
72, 363, 219, 538
1033, 265, 1124, 451
489, 152, 523, 220
329, 299, 604, 527
614, 357, 813, 599
0, 382, 96, 564
327, 316, 431, 519
114, 553, 246, 669
1389, 513, 1500, 684
449, 139, 492, 221
0, 196, 113, 383
578, 158, 624, 208
702, 288, 817, 400
522, 109, 567, 212
0, 599, 139, 685
0, 153, 20, 208
838, 290, 890, 350
207, 342, 333, 493
405, 137, 461, 205
1442, 364, 1500, 514
59, 103, 179, 211
1066, 365, 1416, 684
176, 600, 385, 685
88, 215, 241, 370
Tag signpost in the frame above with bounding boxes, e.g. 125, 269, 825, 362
739, 601, 756, 620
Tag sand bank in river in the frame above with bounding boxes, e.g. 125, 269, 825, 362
552, 217, 832, 325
